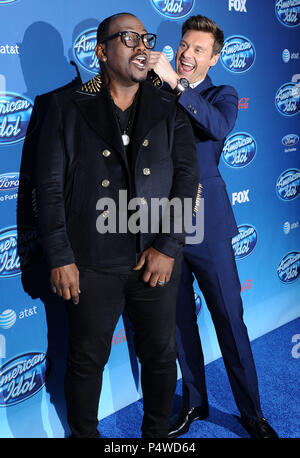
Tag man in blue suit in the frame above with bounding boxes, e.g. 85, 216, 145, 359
149, 15, 278, 438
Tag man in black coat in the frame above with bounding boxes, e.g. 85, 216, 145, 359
36, 13, 199, 438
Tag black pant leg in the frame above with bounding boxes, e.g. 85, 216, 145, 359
125, 256, 182, 438
64, 269, 125, 438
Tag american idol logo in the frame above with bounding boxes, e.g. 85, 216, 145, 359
220, 36, 256, 73
0, 225, 41, 278
277, 251, 300, 283
0, 93, 33, 145
222, 132, 256, 168
150, 0, 194, 19
232, 224, 257, 260
275, 82, 300, 116
282, 133, 299, 146
73, 28, 99, 74
276, 169, 300, 200
0, 352, 49, 407
275, 0, 300, 28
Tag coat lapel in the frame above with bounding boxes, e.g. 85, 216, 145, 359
130, 80, 176, 167
73, 76, 176, 172
74, 84, 126, 165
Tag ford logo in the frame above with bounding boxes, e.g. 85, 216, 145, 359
276, 168, 300, 200
150, 0, 194, 19
222, 132, 256, 168
73, 28, 99, 74
0, 352, 49, 407
0, 172, 25, 193
275, 82, 300, 116
0, 92, 33, 145
220, 35, 256, 73
232, 224, 257, 260
282, 133, 299, 146
275, 0, 300, 28
277, 251, 300, 283
0, 225, 41, 278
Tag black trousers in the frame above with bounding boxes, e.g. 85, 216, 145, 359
64, 258, 182, 438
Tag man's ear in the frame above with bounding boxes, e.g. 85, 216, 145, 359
210, 52, 220, 68
95, 44, 107, 62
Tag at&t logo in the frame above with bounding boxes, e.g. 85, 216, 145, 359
0, 309, 16, 329
220, 36, 255, 73
277, 251, 300, 283
162, 45, 174, 61
73, 28, 98, 74
283, 220, 299, 234
0, 93, 33, 145
275, 0, 300, 28
276, 169, 300, 200
232, 224, 257, 260
282, 48, 300, 62
222, 132, 256, 167
150, 0, 194, 19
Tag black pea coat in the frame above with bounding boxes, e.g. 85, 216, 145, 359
35, 75, 200, 270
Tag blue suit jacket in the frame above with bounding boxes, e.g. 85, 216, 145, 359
178, 75, 239, 243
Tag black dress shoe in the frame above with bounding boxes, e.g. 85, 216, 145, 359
241, 417, 279, 438
168, 405, 209, 438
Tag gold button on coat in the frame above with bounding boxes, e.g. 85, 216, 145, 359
143, 168, 151, 176
101, 179, 110, 187
142, 139, 149, 147
102, 149, 111, 157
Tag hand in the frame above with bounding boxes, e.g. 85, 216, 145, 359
50, 263, 80, 304
149, 51, 179, 89
133, 247, 175, 287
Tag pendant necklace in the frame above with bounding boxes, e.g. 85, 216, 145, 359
110, 90, 139, 146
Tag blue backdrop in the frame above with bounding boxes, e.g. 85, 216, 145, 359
0, 0, 299, 438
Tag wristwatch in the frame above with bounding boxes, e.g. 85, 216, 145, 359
174, 77, 190, 96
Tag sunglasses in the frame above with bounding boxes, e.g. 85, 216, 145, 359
100, 31, 157, 49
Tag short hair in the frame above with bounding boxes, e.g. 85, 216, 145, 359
96, 12, 136, 43
181, 15, 224, 55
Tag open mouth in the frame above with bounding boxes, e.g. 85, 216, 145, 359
131, 54, 148, 69
178, 58, 196, 74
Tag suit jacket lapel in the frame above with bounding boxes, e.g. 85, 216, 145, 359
194, 75, 213, 95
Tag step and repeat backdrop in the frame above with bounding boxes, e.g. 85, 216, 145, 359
0, 0, 299, 438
